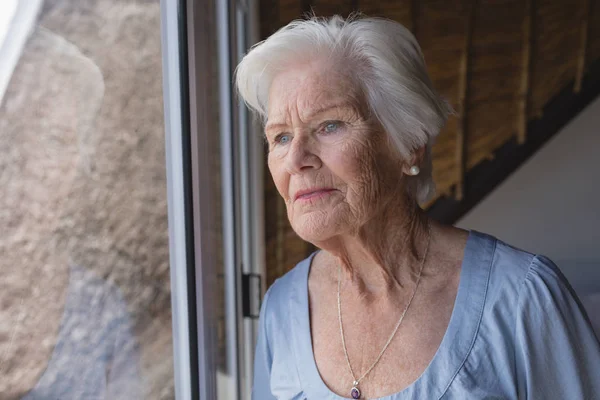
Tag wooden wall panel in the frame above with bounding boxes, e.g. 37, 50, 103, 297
529, 1, 581, 117
574, 0, 590, 91
468, 1, 524, 105
431, 118, 459, 198
466, 99, 518, 168
310, 0, 355, 18
279, 0, 304, 26
586, 0, 600, 70
466, 0, 524, 169
259, 0, 280, 37
415, 0, 470, 199
357, 0, 414, 30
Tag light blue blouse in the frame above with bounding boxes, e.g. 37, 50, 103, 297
253, 231, 600, 399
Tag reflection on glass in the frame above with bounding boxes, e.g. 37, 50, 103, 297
0, 1, 172, 399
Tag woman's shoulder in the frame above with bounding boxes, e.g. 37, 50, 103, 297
469, 231, 575, 311
441, 227, 539, 290
476, 230, 534, 268
458, 232, 600, 398
467, 231, 593, 348
470, 230, 550, 283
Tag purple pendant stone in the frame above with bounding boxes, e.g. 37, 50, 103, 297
351, 386, 361, 399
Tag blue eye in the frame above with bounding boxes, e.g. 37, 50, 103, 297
324, 121, 341, 133
275, 134, 291, 144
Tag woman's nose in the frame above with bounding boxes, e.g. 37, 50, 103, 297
285, 134, 322, 174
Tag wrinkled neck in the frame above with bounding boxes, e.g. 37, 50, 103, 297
317, 194, 430, 297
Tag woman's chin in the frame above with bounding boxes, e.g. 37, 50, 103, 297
290, 212, 343, 244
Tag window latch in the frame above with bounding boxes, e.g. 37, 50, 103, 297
242, 272, 262, 319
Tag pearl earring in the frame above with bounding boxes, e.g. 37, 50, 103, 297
409, 165, 420, 176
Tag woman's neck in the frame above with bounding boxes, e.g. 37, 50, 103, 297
315, 196, 431, 297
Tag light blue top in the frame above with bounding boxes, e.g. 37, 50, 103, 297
253, 231, 600, 399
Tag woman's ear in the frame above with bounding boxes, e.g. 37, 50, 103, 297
403, 146, 427, 175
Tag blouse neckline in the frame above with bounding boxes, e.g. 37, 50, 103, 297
291, 231, 495, 399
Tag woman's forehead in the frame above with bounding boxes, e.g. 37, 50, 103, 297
266, 66, 362, 124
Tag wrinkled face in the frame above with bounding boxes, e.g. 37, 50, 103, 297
266, 62, 406, 243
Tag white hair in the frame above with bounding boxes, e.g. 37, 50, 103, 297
235, 14, 452, 203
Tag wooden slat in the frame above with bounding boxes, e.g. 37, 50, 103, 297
411, 0, 419, 38
575, 0, 591, 92
311, 0, 354, 17
381, 0, 412, 29
455, 0, 478, 201
279, 0, 303, 26
361, 0, 412, 26
357, 0, 381, 17
260, 0, 280, 37
529, 1, 580, 119
586, 0, 600, 69
518, 0, 533, 144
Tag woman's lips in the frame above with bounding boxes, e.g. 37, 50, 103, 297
295, 188, 336, 201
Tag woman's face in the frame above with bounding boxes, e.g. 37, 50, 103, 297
266, 62, 406, 243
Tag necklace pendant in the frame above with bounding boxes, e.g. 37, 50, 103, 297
350, 385, 361, 399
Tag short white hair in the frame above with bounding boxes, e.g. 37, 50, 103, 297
235, 14, 452, 203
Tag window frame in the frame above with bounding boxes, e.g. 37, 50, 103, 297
161, 0, 264, 398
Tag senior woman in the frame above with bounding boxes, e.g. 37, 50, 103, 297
236, 15, 600, 400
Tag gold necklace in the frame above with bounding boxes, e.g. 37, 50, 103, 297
337, 226, 431, 399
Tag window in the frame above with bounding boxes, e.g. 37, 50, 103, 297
1, 1, 173, 398
0, 0, 263, 398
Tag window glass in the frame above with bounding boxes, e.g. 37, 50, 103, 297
0, 1, 173, 398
